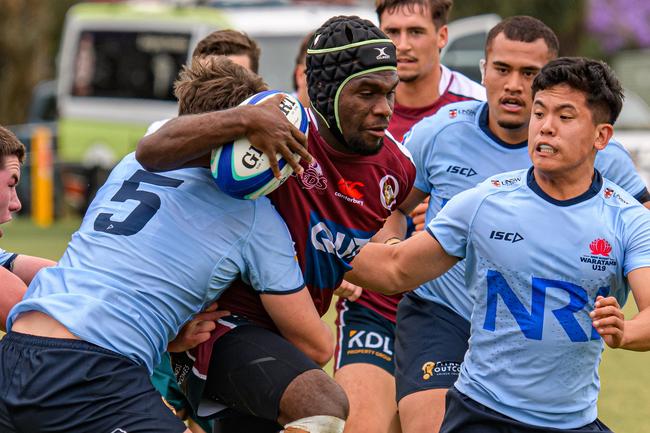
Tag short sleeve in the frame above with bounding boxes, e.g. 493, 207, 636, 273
596, 140, 647, 199
404, 118, 437, 195
622, 207, 650, 275
426, 186, 485, 259
244, 198, 304, 294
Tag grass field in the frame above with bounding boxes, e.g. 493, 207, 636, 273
2, 217, 648, 432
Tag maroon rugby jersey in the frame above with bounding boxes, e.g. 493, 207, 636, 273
214, 110, 416, 330
352, 65, 485, 323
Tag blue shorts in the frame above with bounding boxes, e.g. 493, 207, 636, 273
335, 299, 396, 374
440, 387, 613, 433
394, 292, 470, 401
0, 332, 186, 433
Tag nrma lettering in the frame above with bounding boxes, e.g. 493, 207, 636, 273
446, 165, 477, 177
484, 270, 609, 342
489, 230, 524, 243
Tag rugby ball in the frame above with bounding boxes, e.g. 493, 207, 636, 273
210, 90, 309, 199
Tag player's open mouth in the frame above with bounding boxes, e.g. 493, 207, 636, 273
536, 143, 557, 154
500, 97, 524, 112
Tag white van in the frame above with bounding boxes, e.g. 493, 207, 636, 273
56, 1, 376, 168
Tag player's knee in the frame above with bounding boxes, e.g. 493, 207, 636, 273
279, 369, 349, 424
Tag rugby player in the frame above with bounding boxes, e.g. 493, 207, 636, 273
331, 2, 483, 432
0, 57, 321, 433
0, 126, 55, 330
137, 16, 416, 433
346, 56, 650, 433
374, 16, 650, 433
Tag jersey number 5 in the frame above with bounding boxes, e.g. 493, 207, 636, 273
94, 170, 183, 236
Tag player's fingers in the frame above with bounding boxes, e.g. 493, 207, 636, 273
589, 305, 624, 320
277, 142, 304, 176
289, 123, 310, 156
193, 320, 217, 333
414, 222, 426, 232
194, 309, 230, 322
594, 296, 620, 309
347, 286, 362, 302
592, 315, 624, 330
267, 152, 282, 179
203, 302, 219, 312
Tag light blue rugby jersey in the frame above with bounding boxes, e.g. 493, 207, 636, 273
7, 153, 303, 374
427, 168, 650, 428
405, 100, 648, 319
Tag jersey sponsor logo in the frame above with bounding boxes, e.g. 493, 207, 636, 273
446, 165, 477, 177
484, 270, 607, 342
580, 238, 617, 271
298, 160, 328, 191
422, 361, 461, 380
489, 230, 524, 243
603, 187, 629, 204
379, 175, 399, 210
335, 179, 365, 205
448, 108, 476, 119
490, 176, 520, 188
305, 214, 373, 289
111, 429, 128, 433
346, 330, 393, 361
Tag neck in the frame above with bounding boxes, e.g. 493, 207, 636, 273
315, 114, 348, 153
533, 164, 596, 201
487, 109, 528, 145
395, 67, 441, 107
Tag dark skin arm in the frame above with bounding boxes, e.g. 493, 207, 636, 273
136, 94, 311, 177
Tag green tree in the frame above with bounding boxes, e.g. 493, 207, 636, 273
0, 0, 80, 125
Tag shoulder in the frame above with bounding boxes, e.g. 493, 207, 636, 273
442, 65, 486, 101
407, 99, 484, 141
483, 169, 528, 193
600, 178, 641, 210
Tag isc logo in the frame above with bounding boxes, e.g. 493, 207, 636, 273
489, 230, 524, 243
241, 146, 263, 169
446, 165, 477, 177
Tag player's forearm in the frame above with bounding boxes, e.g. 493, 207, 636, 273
620, 309, 650, 351
136, 106, 251, 171
371, 210, 407, 243
285, 320, 334, 367
346, 243, 410, 295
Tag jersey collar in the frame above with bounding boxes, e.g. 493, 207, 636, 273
478, 103, 528, 150
527, 167, 603, 206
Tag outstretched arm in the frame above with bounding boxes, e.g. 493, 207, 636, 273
346, 230, 459, 295
136, 94, 310, 177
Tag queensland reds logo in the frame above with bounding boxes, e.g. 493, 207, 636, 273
379, 175, 399, 210
589, 239, 612, 257
298, 160, 327, 191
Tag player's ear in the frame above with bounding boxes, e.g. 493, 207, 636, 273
593, 123, 613, 151
479, 59, 486, 85
437, 25, 448, 50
